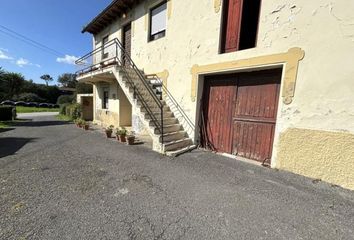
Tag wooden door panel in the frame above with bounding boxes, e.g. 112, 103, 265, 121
234, 72, 281, 121
224, 0, 243, 52
204, 76, 237, 153
232, 121, 275, 161
232, 69, 281, 162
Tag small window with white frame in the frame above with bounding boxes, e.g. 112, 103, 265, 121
149, 1, 167, 41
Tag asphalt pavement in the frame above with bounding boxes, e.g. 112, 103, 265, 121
0, 113, 353, 240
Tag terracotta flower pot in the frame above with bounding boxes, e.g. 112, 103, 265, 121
84, 125, 89, 130
119, 135, 126, 143
127, 136, 135, 145
105, 130, 112, 138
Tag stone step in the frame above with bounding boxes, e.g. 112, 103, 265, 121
145, 111, 174, 119
154, 124, 181, 134
148, 117, 177, 126
163, 138, 193, 152
165, 145, 197, 157
159, 131, 186, 143
140, 105, 170, 113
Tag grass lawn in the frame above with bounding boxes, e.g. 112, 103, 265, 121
0, 120, 18, 129
16, 106, 59, 113
56, 114, 72, 121
0, 121, 10, 128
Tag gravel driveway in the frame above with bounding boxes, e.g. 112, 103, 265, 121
0, 114, 353, 240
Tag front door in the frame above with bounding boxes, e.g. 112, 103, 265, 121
122, 23, 132, 66
202, 69, 282, 163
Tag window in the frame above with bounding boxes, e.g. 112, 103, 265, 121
221, 0, 261, 53
149, 1, 167, 41
102, 35, 109, 59
102, 90, 109, 109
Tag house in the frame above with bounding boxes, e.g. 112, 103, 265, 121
76, 0, 354, 190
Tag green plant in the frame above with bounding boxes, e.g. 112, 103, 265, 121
105, 125, 114, 138
115, 127, 127, 136
126, 131, 135, 145
57, 95, 74, 105
59, 103, 69, 115
105, 125, 114, 132
0, 106, 16, 121
76, 118, 84, 126
64, 103, 81, 119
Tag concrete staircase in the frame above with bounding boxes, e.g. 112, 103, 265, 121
113, 66, 195, 156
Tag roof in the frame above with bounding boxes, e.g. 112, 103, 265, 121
82, 0, 141, 34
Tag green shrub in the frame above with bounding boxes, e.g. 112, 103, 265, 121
57, 95, 74, 105
0, 105, 16, 121
59, 103, 69, 115
65, 103, 81, 119
14, 92, 45, 103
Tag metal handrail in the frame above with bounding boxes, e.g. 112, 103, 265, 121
146, 74, 195, 133
75, 38, 164, 146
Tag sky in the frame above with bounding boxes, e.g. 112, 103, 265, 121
0, 0, 111, 85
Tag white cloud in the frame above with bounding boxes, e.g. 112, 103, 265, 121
56, 55, 79, 65
16, 58, 41, 68
0, 50, 13, 60
16, 58, 29, 67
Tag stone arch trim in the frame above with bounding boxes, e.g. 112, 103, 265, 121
190, 47, 305, 104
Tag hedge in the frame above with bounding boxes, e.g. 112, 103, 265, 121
0, 105, 16, 121
57, 95, 74, 105
60, 103, 81, 120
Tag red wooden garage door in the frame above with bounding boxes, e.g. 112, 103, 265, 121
202, 69, 282, 163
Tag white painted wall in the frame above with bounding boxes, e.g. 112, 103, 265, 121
91, 0, 354, 143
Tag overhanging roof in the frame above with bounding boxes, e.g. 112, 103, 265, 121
82, 0, 141, 34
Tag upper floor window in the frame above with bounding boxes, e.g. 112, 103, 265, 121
149, 1, 167, 41
102, 35, 109, 59
102, 90, 109, 109
220, 0, 261, 53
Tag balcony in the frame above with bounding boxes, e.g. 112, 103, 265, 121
75, 38, 125, 78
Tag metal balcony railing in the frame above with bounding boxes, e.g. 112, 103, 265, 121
75, 38, 196, 150
75, 38, 164, 145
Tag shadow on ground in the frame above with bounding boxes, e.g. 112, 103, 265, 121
0, 137, 37, 158
12, 120, 70, 127
0, 128, 15, 133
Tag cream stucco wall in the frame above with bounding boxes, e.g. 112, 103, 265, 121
93, 81, 132, 127
90, 0, 354, 189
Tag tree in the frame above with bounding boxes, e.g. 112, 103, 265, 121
76, 82, 93, 94
40, 74, 53, 86
57, 73, 77, 88
57, 95, 74, 104
14, 93, 45, 103
0, 71, 25, 101
57, 72, 92, 94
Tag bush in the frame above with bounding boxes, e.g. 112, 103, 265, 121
14, 92, 45, 103
59, 103, 70, 115
0, 105, 16, 120
64, 103, 81, 120
57, 95, 74, 105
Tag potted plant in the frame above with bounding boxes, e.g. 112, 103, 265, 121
115, 127, 127, 142
82, 120, 89, 130
105, 125, 114, 138
77, 119, 83, 128
126, 131, 135, 145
